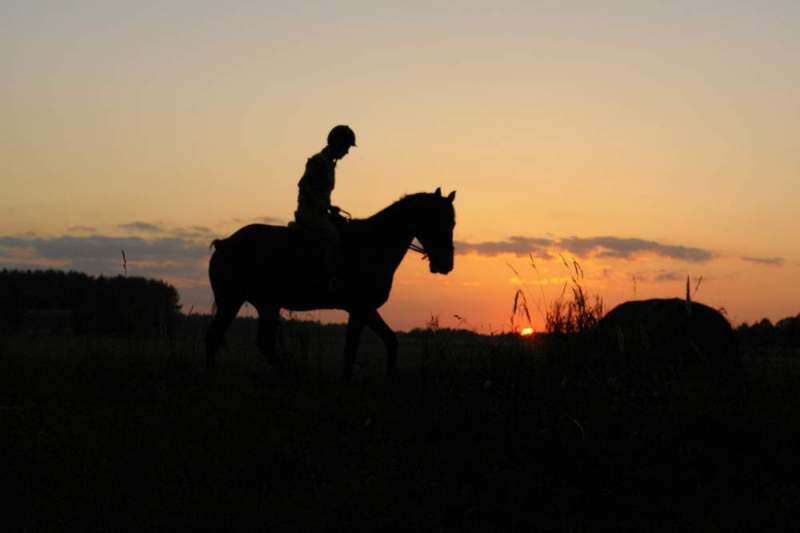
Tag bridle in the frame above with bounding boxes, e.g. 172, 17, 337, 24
336, 206, 448, 261
409, 241, 455, 260
409, 241, 427, 258
335, 207, 427, 257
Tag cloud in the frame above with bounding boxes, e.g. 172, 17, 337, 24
232, 216, 285, 225
0, 234, 209, 281
455, 236, 555, 258
654, 271, 683, 282
741, 256, 784, 266
171, 226, 215, 240
456, 234, 715, 263
559, 236, 714, 262
115, 222, 217, 241
67, 225, 96, 233
91, 222, 217, 242
0, 260, 63, 271
117, 221, 165, 233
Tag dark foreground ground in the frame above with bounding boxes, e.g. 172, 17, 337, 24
1, 321, 800, 532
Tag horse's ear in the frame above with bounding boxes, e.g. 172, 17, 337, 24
435, 187, 442, 196
447, 190, 456, 202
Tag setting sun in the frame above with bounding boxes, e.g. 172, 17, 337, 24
520, 327, 534, 337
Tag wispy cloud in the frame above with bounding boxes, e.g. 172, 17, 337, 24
67, 225, 96, 233
231, 215, 285, 225
117, 221, 165, 233
741, 256, 784, 266
455, 236, 555, 258
456, 234, 715, 263
171, 226, 215, 239
115, 222, 217, 241
106, 221, 218, 241
559, 236, 714, 262
654, 270, 683, 282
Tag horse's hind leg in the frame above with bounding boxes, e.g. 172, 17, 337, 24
205, 299, 242, 377
342, 312, 366, 382
255, 304, 282, 373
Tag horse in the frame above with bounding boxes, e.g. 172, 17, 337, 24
205, 188, 456, 380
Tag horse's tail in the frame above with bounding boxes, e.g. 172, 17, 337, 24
208, 239, 226, 297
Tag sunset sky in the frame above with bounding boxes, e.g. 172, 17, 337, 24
2, 1, 799, 332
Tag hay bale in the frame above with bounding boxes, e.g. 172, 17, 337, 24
596, 298, 742, 382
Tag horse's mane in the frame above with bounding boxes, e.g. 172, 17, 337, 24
358, 192, 433, 224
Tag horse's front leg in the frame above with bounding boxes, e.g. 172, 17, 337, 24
365, 309, 398, 381
254, 304, 282, 373
342, 312, 366, 382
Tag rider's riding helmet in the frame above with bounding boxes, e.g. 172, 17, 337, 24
327, 125, 357, 149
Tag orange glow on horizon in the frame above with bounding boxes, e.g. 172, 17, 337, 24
2, 4, 799, 332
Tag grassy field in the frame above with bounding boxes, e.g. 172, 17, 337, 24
1, 319, 800, 532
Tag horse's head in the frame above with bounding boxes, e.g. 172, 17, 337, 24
415, 187, 456, 274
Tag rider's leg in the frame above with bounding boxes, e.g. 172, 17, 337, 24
319, 218, 342, 289
295, 210, 341, 287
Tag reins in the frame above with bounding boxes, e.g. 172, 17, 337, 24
334, 207, 428, 259
336, 204, 428, 257
408, 241, 427, 257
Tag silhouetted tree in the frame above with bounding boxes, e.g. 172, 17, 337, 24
0, 269, 180, 337
775, 315, 800, 348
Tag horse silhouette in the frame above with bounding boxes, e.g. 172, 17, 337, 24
206, 188, 456, 380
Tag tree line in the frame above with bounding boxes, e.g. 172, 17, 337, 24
0, 269, 181, 337
735, 315, 800, 349
2, 268, 799, 349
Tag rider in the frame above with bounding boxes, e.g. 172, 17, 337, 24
293, 125, 356, 291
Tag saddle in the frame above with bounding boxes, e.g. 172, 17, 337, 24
286, 211, 350, 234
285, 212, 350, 291
285, 211, 350, 272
